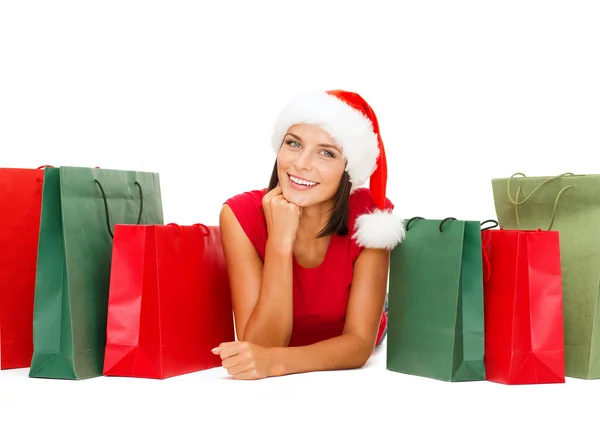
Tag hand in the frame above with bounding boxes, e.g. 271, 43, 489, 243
262, 185, 302, 250
212, 341, 274, 380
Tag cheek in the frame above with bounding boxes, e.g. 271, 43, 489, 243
320, 163, 345, 186
276, 149, 293, 169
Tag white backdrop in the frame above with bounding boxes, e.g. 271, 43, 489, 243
1, 1, 600, 436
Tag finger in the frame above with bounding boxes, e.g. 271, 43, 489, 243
220, 346, 242, 360
262, 186, 281, 204
267, 186, 282, 198
271, 194, 286, 205
222, 356, 242, 369
262, 191, 283, 207
232, 370, 257, 380
225, 362, 248, 376
211, 341, 241, 357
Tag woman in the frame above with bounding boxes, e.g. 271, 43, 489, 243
212, 90, 405, 380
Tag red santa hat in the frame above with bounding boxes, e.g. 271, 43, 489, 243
271, 89, 405, 250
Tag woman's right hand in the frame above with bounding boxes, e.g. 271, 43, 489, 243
262, 185, 302, 251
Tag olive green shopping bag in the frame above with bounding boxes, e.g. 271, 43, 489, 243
491, 172, 600, 379
29, 166, 164, 380
386, 217, 486, 382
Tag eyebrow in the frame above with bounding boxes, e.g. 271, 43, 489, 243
285, 132, 342, 153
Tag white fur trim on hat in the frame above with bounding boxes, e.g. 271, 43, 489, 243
271, 92, 380, 188
353, 209, 405, 250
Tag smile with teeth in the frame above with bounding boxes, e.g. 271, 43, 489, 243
289, 174, 319, 187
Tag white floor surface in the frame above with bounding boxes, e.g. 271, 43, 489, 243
1, 340, 598, 438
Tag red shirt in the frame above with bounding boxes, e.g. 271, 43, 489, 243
224, 187, 393, 347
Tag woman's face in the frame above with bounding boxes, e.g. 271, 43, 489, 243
277, 124, 346, 207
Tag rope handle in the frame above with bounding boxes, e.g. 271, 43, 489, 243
506, 172, 574, 205
95, 180, 144, 239
167, 223, 182, 236
405, 217, 424, 231
167, 223, 210, 237
507, 172, 574, 230
193, 223, 210, 236
479, 219, 499, 282
404, 216, 457, 232
439, 217, 456, 232
480, 219, 498, 231
36, 165, 54, 183
512, 182, 573, 230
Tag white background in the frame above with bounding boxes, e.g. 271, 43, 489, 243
1, 1, 600, 436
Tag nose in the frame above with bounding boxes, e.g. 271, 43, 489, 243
294, 148, 313, 171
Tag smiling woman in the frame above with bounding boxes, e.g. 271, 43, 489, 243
214, 90, 405, 380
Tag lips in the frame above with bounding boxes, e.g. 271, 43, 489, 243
288, 173, 319, 190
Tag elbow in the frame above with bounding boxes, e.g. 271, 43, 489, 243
347, 334, 375, 369
241, 326, 291, 348
353, 352, 371, 370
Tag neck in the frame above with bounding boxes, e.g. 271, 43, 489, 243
297, 199, 334, 241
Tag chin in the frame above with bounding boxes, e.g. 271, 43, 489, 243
281, 187, 315, 207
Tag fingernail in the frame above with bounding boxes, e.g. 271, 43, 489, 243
211, 347, 220, 354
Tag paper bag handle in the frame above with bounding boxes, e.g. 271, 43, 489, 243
479, 219, 499, 282
193, 223, 210, 236
404, 216, 457, 232
506, 172, 574, 230
94, 179, 144, 239
36, 165, 54, 183
166, 223, 210, 237
480, 219, 498, 231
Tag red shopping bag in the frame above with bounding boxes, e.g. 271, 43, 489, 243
482, 224, 565, 384
103, 223, 235, 379
0, 166, 46, 369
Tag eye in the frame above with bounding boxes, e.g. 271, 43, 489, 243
286, 140, 301, 148
321, 150, 335, 158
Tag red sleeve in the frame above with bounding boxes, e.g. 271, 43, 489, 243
348, 188, 395, 258
223, 189, 268, 260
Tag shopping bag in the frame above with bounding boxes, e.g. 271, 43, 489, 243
29, 166, 164, 380
386, 217, 486, 382
103, 223, 235, 379
491, 172, 600, 379
481, 221, 565, 384
0, 166, 46, 369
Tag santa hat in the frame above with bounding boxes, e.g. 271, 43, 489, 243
271, 89, 405, 250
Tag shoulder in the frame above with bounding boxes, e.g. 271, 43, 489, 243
224, 188, 268, 212
221, 188, 269, 259
222, 188, 269, 227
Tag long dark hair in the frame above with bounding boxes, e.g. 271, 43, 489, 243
267, 160, 352, 238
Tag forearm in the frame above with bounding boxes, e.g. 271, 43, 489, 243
268, 333, 373, 377
242, 239, 294, 347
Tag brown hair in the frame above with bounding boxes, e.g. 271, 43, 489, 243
267, 160, 352, 238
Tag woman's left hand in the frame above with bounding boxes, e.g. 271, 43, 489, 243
212, 341, 275, 380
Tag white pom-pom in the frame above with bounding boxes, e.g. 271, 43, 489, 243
352, 210, 406, 250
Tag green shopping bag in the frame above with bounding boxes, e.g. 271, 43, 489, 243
29, 166, 164, 380
386, 217, 486, 382
491, 172, 600, 379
